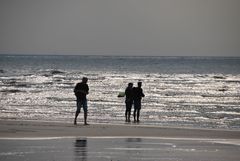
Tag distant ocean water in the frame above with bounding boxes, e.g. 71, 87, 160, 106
0, 55, 240, 129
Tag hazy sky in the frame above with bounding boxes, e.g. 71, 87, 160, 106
0, 0, 239, 56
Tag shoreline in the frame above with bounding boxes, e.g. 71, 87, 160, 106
0, 119, 239, 140
1, 118, 239, 131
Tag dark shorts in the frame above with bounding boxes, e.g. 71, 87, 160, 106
125, 100, 133, 111
76, 98, 88, 113
134, 100, 141, 110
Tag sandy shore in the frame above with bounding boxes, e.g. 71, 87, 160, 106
0, 120, 239, 139
1, 120, 240, 161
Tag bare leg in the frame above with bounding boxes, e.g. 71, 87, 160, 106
133, 109, 137, 122
74, 112, 79, 125
137, 109, 140, 122
74, 100, 81, 125
125, 109, 128, 122
84, 112, 88, 125
127, 111, 131, 122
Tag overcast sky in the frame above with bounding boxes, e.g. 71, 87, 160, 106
0, 0, 239, 56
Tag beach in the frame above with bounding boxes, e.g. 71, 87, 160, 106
1, 55, 240, 160
1, 0, 240, 159
0, 120, 240, 139
0, 120, 240, 161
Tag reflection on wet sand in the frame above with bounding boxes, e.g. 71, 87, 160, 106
126, 138, 142, 143
0, 138, 239, 161
74, 139, 87, 161
125, 138, 142, 157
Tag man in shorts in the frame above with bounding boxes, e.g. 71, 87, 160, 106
133, 81, 145, 122
125, 82, 134, 122
74, 77, 89, 125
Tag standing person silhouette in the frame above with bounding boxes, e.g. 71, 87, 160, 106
133, 81, 145, 123
74, 77, 89, 125
125, 83, 134, 122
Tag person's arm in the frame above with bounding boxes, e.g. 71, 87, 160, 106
125, 88, 129, 96
141, 89, 145, 97
74, 84, 79, 93
86, 85, 89, 95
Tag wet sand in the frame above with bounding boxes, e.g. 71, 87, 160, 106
0, 120, 240, 161
0, 120, 239, 139
1, 137, 240, 161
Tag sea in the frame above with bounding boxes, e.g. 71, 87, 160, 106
0, 55, 240, 129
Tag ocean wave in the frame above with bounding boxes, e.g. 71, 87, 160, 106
46, 97, 74, 102
201, 94, 240, 98
0, 69, 240, 129
50, 70, 65, 75
41, 82, 53, 85
1, 78, 18, 85
0, 89, 26, 93
0, 78, 34, 88
225, 80, 240, 83
213, 75, 226, 79
38, 69, 66, 77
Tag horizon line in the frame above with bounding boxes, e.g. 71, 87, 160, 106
0, 53, 239, 58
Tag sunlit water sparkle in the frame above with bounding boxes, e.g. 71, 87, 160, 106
0, 55, 240, 129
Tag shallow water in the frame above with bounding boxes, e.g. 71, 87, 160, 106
0, 55, 240, 129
